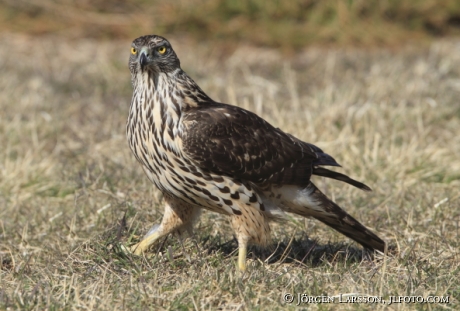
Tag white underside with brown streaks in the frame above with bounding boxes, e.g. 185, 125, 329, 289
128, 71, 326, 229
128, 71, 268, 218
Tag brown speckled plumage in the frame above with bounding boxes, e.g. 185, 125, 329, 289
126, 35, 385, 271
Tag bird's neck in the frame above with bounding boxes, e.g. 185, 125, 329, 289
134, 69, 212, 113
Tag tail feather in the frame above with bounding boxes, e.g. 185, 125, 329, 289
313, 167, 372, 192
282, 183, 385, 252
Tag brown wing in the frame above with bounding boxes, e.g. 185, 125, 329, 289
181, 103, 340, 186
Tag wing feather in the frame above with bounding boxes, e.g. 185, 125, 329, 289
181, 103, 338, 186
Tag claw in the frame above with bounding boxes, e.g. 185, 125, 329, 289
119, 244, 131, 253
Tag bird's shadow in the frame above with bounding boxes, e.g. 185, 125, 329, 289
107, 216, 383, 269
202, 233, 377, 268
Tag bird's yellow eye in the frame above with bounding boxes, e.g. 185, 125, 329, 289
157, 46, 167, 54
131, 47, 137, 55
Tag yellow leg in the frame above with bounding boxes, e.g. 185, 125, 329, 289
126, 196, 201, 256
230, 194, 271, 273
130, 230, 162, 255
238, 243, 248, 272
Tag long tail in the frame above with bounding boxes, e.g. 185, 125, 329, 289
290, 183, 385, 252
313, 167, 372, 192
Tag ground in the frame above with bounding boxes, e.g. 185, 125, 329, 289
0, 33, 459, 310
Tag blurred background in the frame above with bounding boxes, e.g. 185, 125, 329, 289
2, 0, 460, 49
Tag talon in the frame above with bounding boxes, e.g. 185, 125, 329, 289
120, 244, 131, 254
130, 243, 143, 255
119, 242, 143, 255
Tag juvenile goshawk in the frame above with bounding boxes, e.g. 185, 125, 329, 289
126, 35, 385, 271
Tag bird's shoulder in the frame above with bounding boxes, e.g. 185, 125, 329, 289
180, 102, 328, 185
181, 102, 296, 153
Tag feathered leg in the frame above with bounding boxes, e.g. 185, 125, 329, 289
230, 199, 271, 272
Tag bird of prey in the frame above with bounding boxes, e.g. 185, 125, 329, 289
126, 35, 385, 271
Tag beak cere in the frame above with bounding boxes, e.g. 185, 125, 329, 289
139, 51, 148, 69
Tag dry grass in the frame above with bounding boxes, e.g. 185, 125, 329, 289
0, 33, 459, 310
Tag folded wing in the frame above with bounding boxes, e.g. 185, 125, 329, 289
182, 103, 357, 188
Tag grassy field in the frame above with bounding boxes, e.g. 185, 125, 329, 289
0, 33, 459, 310
2, 0, 460, 49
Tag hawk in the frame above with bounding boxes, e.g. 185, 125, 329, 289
126, 35, 385, 271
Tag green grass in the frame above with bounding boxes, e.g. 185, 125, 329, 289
0, 34, 459, 310
2, 0, 460, 49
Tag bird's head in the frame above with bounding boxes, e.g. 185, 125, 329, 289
129, 35, 180, 77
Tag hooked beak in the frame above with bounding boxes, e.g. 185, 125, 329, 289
139, 48, 149, 69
